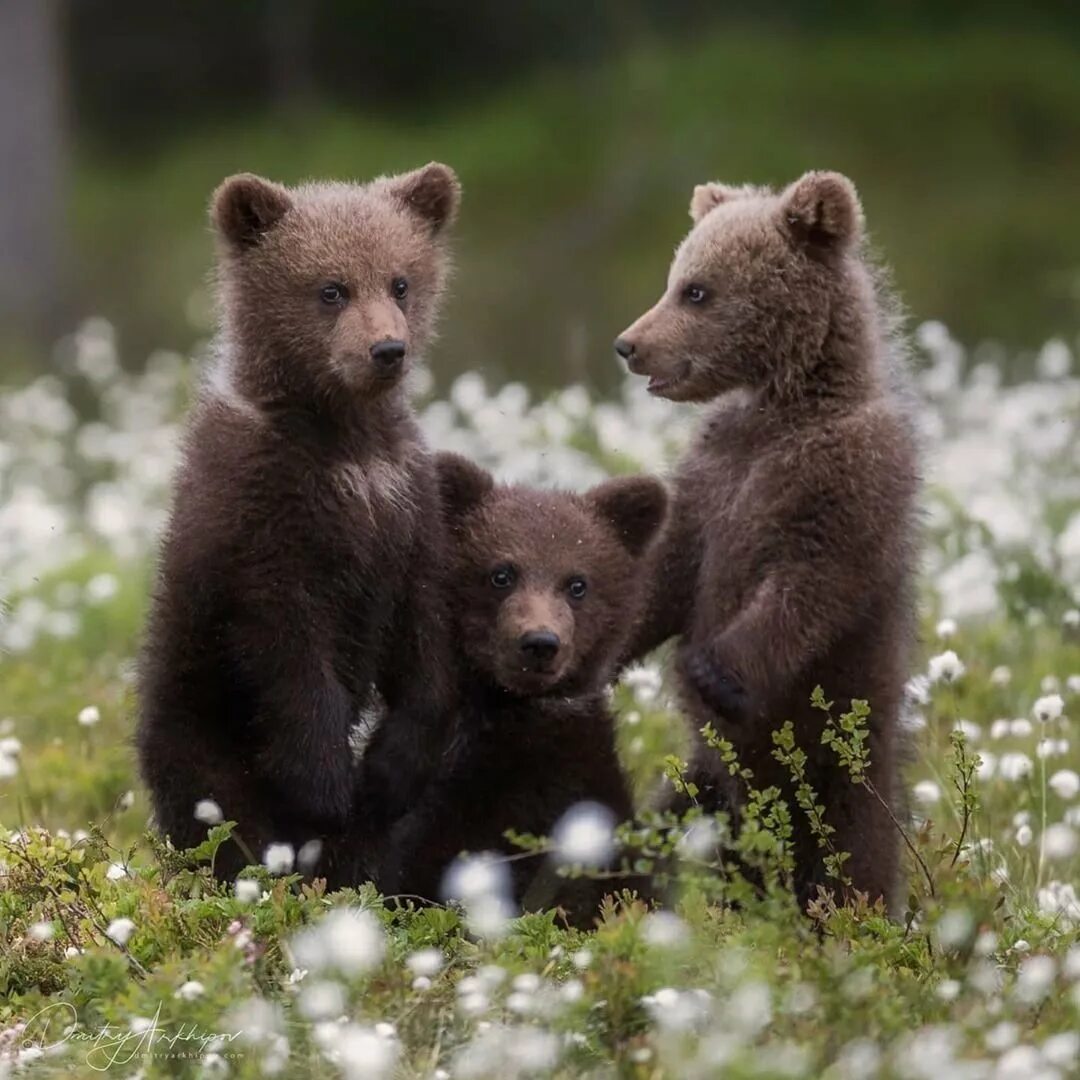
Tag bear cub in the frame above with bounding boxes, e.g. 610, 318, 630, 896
616, 171, 920, 910
380, 452, 667, 926
138, 164, 461, 884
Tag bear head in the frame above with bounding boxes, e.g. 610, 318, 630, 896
210, 163, 460, 406
436, 453, 667, 697
614, 171, 865, 402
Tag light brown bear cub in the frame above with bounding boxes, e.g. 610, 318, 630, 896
138, 164, 460, 885
616, 171, 920, 910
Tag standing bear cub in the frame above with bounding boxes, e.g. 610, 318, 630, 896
138, 164, 461, 884
616, 172, 920, 910
379, 453, 667, 927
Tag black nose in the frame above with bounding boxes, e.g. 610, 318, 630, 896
614, 337, 635, 360
519, 630, 560, 664
371, 339, 406, 371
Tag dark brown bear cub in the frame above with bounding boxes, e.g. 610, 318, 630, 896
137, 164, 461, 884
380, 453, 667, 927
616, 172, 920, 911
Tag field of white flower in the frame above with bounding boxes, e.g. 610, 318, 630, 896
1, 319, 1079, 1079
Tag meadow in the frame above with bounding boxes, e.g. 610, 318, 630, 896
1, 319, 1080, 1078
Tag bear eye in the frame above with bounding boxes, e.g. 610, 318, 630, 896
320, 282, 348, 306
683, 283, 708, 305
567, 577, 587, 600
391, 277, 409, 302
490, 565, 516, 590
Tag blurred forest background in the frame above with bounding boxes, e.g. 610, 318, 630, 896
2, 0, 1079, 394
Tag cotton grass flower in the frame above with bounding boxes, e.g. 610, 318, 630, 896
105, 917, 135, 945
77, 705, 100, 727
1015, 824, 1034, 847
194, 799, 223, 825
1049, 769, 1080, 800
641, 910, 689, 949
1033, 693, 1065, 723
1043, 823, 1077, 860
927, 650, 965, 684
290, 907, 385, 976
234, 878, 261, 903
175, 980, 205, 1000
262, 843, 294, 875
406, 948, 443, 978
27, 921, 54, 942
912, 780, 942, 805
935, 617, 957, 639
999, 752, 1034, 781
551, 801, 617, 866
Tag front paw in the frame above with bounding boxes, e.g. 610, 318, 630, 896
681, 648, 750, 722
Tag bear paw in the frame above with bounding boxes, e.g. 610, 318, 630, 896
681, 649, 751, 723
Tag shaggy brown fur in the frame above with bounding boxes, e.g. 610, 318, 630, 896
616, 171, 920, 910
379, 453, 666, 927
137, 164, 461, 884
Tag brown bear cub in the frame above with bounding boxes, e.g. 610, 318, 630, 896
379, 453, 667, 926
137, 164, 461, 884
615, 172, 920, 910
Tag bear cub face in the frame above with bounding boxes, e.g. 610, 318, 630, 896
615, 171, 864, 403
436, 453, 667, 697
211, 162, 460, 404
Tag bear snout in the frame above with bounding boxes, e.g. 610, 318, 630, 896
518, 629, 561, 670
370, 338, 407, 378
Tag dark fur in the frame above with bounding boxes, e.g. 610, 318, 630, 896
617, 171, 920, 910
380, 454, 666, 926
137, 164, 461, 884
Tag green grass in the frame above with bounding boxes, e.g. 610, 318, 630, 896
2, 550, 1080, 1077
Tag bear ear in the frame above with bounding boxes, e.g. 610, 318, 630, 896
781, 171, 863, 251
588, 475, 668, 557
211, 173, 293, 249
387, 162, 461, 235
436, 452, 493, 522
689, 182, 744, 224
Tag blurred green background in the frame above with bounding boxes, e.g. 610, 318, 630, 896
2, 1, 1079, 393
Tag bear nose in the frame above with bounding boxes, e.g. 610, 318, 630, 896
613, 337, 635, 361
519, 630, 560, 665
370, 339, 406, 373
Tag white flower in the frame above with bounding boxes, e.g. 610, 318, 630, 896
411, 975, 432, 991
64, 945, 81, 958
935, 618, 957, 639
678, 817, 720, 859
912, 780, 941, 805
118, 790, 135, 810
641, 911, 689, 948
990, 665, 1012, 688
990, 719, 1011, 740
999, 752, 1033, 781
1043, 1032, 1080, 1066
0, 752, 19, 780
976, 751, 997, 781
262, 843, 295, 875
1015, 954, 1056, 1003
552, 802, 617, 866
1068, 675, 1080, 695
622, 664, 663, 705
297, 839, 323, 874
1065, 609, 1080, 630
194, 799, 223, 825
1050, 770, 1080, 800
1010, 717, 1033, 738
927, 650, 965, 684
1043, 824, 1077, 860
235, 878, 261, 903
1016, 824, 1033, 847
106, 861, 130, 880
1033, 694, 1065, 723
937, 908, 974, 949
1036, 737, 1069, 759
290, 907, 385, 975
572, 949, 592, 969
298, 980, 345, 1020
176, 980, 205, 1000
0, 736, 21, 757
28, 921, 54, 941
405, 948, 443, 978
106, 917, 136, 945
442, 852, 512, 904
78, 705, 101, 727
